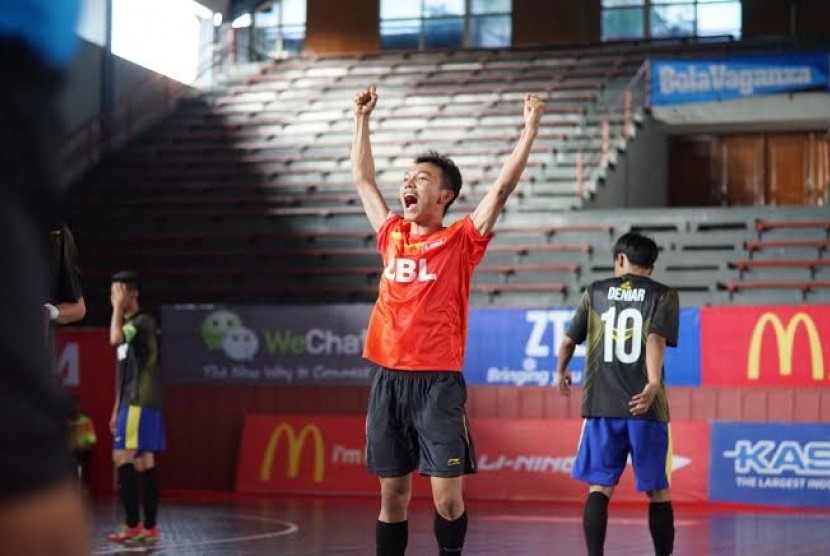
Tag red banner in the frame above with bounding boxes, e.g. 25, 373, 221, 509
236, 415, 709, 503
56, 328, 116, 497
702, 306, 830, 387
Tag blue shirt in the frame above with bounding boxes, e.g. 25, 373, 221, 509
0, 0, 80, 67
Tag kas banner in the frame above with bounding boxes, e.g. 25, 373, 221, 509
701, 306, 830, 387
161, 304, 374, 384
236, 415, 710, 503
709, 423, 830, 508
463, 308, 701, 387
650, 53, 829, 106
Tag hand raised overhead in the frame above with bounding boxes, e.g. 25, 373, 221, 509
523, 93, 546, 128
353, 84, 378, 117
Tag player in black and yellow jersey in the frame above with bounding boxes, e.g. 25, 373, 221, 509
557, 232, 679, 556
108, 271, 165, 546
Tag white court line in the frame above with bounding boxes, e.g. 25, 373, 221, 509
92, 512, 299, 555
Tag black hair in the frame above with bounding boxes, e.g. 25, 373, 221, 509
415, 150, 462, 214
612, 232, 659, 269
111, 270, 141, 294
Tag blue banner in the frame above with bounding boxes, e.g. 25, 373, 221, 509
650, 53, 829, 106
709, 423, 830, 508
462, 308, 701, 387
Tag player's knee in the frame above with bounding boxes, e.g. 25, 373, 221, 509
432, 491, 464, 521
647, 488, 671, 503
380, 481, 411, 513
112, 450, 135, 466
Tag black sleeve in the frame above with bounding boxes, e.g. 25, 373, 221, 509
132, 314, 159, 370
566, 289, 591, 344
650, 289, 680, 348
57, 226, 83, 303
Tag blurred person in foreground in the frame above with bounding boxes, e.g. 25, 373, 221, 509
0, 1, 91, 554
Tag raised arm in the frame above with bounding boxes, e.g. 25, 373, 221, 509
471, 94, 546, 236
351, 84, 390, 233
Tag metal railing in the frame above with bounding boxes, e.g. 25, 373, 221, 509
576, 59, 651, 199
61, 41, 230, 183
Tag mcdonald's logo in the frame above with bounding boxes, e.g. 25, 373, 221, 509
747, 312, 825, 381
259, 423, 325, 483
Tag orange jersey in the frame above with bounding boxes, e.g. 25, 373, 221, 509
363, 213, 492, 371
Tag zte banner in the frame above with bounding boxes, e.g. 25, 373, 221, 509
161, 304, 374, 384
463, 308, 701, 387
236, 415, 709, 503
701, 306, 829, 386
709, 423, 830, 508
650, 53, 829, 106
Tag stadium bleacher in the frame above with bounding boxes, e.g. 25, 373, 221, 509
68, 40, 826, 321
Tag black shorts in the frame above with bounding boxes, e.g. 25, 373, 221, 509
366, 367, 476, 478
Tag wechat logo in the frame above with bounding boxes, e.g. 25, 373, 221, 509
201, 310, 259, 362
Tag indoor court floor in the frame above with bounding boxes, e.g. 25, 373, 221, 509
90, 495, 830, 555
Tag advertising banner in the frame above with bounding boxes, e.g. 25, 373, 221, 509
709, 422, 830, 508
161, 304, 374, 384
236, 415, 709, 503
650, 53, 829, 106
55, 328, 116, 497
702, 306, 830, 386
463, 308, 701, 387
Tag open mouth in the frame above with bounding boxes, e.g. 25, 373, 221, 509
403, 193, 418, 210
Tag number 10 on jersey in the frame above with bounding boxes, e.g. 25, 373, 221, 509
600, 307, 643, 364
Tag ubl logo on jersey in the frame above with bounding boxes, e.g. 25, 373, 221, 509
383, 257, 438, 283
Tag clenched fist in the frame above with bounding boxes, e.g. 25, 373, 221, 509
354, 84, 378, 117
524, 93, 546, 128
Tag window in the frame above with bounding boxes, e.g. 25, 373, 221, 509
253, 0, 306, 56
601, 0, 741, 41
112, 0, 213, 83
381, 0, 512, 50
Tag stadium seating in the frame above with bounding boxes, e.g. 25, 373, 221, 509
68, 40, 821, 321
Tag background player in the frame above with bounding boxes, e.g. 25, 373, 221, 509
352, 84, 545, 555
108, 271, 165, 546
46, 222, 86, 349
556, 232, 679, 556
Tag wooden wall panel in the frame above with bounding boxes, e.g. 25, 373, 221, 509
721, 134, 765, 206
304, 0, 379, 54
766, 134, 808, 206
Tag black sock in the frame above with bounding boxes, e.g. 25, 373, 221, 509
584, 492, 610, 556
649, 501, 674, 556
434, 511, 467, 555
377, 520, 407, 556
117, 463, 140, 528
140, 467, 159, 529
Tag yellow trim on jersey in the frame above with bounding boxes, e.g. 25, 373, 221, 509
125, 405, 142, 450
665, 423, 674, 486
462, 414, 474, 470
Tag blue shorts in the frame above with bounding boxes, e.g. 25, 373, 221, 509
572, 417, 671, 492
114, 405, 166, 454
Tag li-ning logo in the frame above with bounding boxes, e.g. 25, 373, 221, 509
259, 423, 325, 484
423, 238, 446, 253
747, 313, 825, 381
